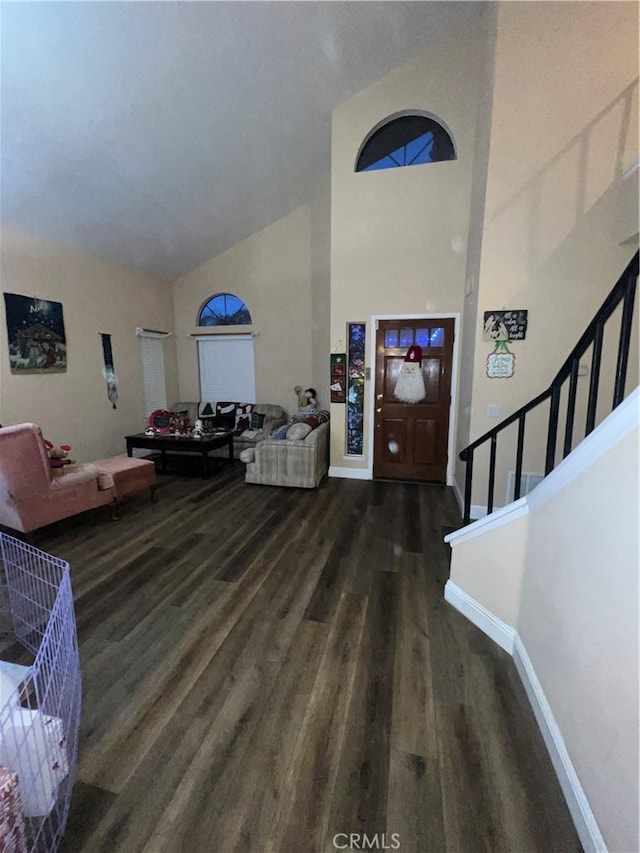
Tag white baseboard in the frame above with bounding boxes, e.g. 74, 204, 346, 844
470, 503, 488, 519
444, 581, 515, 654
328, 466, 370, 480
451, 477, 464, 514
445, 581, 607, 853
513, 636, 607, 853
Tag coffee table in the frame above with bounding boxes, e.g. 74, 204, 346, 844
125, 431, 234, 479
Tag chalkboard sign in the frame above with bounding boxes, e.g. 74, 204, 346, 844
482, 310, 528, 342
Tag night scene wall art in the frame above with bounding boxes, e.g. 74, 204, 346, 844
3, 293, 67, 374
346, 322, 366, 456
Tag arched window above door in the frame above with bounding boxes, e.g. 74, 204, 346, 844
198, 293, 252, 326
355, 113, 456, 172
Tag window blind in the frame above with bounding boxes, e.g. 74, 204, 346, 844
139, 336, 167, 415
198, 335, 256, 403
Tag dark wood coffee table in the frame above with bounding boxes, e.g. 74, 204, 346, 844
125, 431, 234, 479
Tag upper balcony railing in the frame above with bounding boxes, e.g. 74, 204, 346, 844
459, 251, 639, 524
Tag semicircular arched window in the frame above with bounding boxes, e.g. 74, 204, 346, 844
356, 113, 456, 172
198, 293, 252, 327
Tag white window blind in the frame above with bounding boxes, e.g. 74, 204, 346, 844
139, 336, 167, 415
198, 335, 256, 403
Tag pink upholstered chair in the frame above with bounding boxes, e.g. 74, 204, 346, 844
0, 423, 116, 535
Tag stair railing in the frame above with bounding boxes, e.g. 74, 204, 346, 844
460, 251, 639, 524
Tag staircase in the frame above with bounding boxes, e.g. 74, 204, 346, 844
459, 251, 639, 524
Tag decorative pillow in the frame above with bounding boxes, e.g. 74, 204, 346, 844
216, 402, 236, 416
286, 422, 312, 440
271, 424, 290, 440
200, 402, 215, 417
316, 409, 330, 423
250, 411, 265, 430
233, 403, 253, 435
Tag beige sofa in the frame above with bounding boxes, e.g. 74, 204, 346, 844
170, 401, 287, 455
240, 420, 329, 488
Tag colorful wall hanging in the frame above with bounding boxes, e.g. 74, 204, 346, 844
487, 340, 515, 378
100, 333, 118, 408
330, 353, 346, 403
346, 323, 366, 455
3, 293, 67, 374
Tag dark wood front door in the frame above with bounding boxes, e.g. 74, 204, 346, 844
373, 318, 454, 482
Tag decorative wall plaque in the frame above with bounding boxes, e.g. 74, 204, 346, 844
483, 310, 528, 341
487, 341, 515, 378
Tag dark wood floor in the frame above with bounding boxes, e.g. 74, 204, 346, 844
30, 466, 580, 853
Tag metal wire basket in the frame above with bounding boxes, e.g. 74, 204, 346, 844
0, 533, 81, 852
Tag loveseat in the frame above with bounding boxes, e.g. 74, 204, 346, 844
240, 419, 329, 488
170, 401, 287, 454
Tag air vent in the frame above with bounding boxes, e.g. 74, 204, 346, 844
505, 471, 544, 504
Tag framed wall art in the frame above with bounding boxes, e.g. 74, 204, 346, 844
4, 293, 67, 374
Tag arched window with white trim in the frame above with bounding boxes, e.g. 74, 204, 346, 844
198, 293, 252, 327
356, 113, 456, 172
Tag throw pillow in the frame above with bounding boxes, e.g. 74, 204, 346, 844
250, 411, 265, 430
271, 424, 290, 440
200, 402, 215, 417
216, 402, 235, 416
286, 422, 312, 440
234, 403, 254, 435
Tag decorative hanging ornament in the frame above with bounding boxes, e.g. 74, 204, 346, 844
487, 339, 515, 378
100, 333, 119, 408
393, 344, 426, 403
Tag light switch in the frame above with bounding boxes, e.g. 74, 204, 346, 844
486, 404, 502, 418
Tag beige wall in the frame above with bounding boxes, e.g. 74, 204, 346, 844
465, 1, 639, 507
448, 509, 527, 628
330, 20, 488, 471
519, 423, 639, 853
172, 206, 313, 416
0, 223, 178, 461
454, 4, 498, 490
310, 189, 331, 409
449, 399, 639, 852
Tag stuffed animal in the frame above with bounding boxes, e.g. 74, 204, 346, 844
44, 440, 73, 470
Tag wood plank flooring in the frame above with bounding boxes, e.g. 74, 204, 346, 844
25, 467, 581, 853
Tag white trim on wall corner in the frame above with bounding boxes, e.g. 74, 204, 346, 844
328, 466, 371, 480
444, 581, 516, 653
445, 498, 528, 546
513, 637, 607, 853
451, 477, 464, 514
444, 581, 608, 853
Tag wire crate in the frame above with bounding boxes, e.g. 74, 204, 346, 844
0, 533, 81, 852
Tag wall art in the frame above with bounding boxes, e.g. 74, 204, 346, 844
3, 293, 67, 374
330, 353, 346, 403
487, 340, 515, 378
346, 323, 366, 455
482, 310, 528, 341
100, 333, 118, 409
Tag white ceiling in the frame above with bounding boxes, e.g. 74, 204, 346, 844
1, 1, 482, 281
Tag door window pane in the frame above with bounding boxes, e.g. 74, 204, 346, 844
384, 328, 399, 348
429, 327, 444, 347
399, 328, 414, 347
415, 328, 429, 347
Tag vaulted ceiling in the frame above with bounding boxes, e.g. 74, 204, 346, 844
1, 2, 483, 280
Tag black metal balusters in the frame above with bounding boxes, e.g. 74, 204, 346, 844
459, 251, 638, 525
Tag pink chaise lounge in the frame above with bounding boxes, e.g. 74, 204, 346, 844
0, 423, 154, 536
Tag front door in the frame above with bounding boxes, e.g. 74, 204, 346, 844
373, 318, 454, 482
